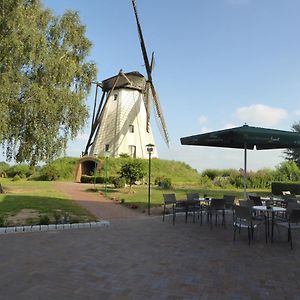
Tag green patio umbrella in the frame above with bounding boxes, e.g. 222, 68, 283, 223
180, 124, 300, 199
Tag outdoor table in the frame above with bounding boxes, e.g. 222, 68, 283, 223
252, 206, 286, 243
260, 197, 286, 207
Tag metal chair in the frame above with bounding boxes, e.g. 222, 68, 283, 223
223, 195, 236, 221
276, 209, 300, 249
248, 195, 263, 206
207, 198, 226, 229
233, 205, 262, 245
162, 194, 185, 225
186, 192, 200, 223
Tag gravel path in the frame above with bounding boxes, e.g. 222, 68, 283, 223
55, 182, 147, 220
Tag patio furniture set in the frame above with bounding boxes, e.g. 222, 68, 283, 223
162, 193, 300, 249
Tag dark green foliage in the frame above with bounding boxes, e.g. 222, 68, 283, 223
7, 164, 34, 178
39, 164, 59, 181
119, 159, 146, 191
0, 214, 7, 227
157, 177, 172, 189
271, 182, 300, 195
0, 0, 97, 164
202, 169, 222, 180
112, 177, 126, 188
0, 162, 10, 177
39, 214, 50, 225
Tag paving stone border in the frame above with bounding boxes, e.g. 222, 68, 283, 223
0, 220, 110, 234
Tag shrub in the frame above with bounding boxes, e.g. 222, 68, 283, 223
119, 159, 146, 191
0, 162, 10, 178
158, 177, 172, 189
39, 164, 59, 181
39, 215, 50, 225
112, 177, 126, 188
7, 164, 33, 178
0, 215, 7, 227
12, 174, 21, 181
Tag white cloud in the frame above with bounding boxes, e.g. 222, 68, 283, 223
234, 104, 288, 127
198, 115, 207, 125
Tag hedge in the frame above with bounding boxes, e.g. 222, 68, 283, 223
271, 182, 300, 195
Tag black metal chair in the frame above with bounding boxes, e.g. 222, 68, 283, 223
223, 195, 236, 221
207, 198, 226, 229
275, 209, 300, 249
248, 195, 263, 206
186, 192, 200, 223
162, 194, 185, 225
233, 205, 262, 245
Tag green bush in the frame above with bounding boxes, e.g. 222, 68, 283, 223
158, 177, 172, 189
271, 182, 300, 195
0, 162, 10, 178
12, 174, 21, 181
39, 164, 60, 181
112, 177, 126, 188
0, 215, 7, 227
39, 215, 50, 225
7, 164, 34, 178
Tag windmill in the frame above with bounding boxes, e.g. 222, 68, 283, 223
83, 0, 169, 159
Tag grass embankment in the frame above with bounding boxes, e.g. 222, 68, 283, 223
96, 185, 270, 214
0, 179, 96, 226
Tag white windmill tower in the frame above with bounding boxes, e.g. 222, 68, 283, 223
83, 0, 169, 158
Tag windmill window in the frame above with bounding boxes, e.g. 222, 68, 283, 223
128, 145, 136, 158
113, 94, 118, 101
105, 144, 109, 151
129, 125, 134, 133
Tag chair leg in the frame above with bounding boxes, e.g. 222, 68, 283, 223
247, 226, 251, 246
233, 224, 237, 241
163, 204, 166, 222
289, 227, 293, 249
172, 205, 175, 225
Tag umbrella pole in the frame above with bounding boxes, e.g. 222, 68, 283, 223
244, 143, 247, 200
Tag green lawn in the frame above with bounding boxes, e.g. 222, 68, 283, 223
96, 184, 271, 210
0, 179, 96, 226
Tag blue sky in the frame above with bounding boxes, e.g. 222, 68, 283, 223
41, 0, 300, 172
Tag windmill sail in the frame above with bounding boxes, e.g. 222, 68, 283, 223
131, 0, 169, 146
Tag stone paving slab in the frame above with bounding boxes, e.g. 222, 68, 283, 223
1, 215, 300, 300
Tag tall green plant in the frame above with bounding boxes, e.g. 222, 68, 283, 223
0, 0, 96, 165
119, 159, 146, 192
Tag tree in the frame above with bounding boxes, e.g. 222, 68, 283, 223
285, 122, 300, 167
0, 0, 97, 165
119, 159, 146, 192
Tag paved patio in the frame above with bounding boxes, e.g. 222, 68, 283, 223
1, 183, 300, 299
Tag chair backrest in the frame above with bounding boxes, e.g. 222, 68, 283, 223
289, 209, 300, 223
234, 205, 252, 223
163, 194, 176, 204
223, 195, 235, 208
248, 195, 262, 206
186, 192, 199, 201
210, 198, 225, 210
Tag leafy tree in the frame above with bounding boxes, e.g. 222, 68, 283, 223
284, 122, 300, 167
0, 162, 10, 177
119, 159, 145, 192
0, 0, 97, 165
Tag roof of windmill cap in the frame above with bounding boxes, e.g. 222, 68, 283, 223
102, 71, 146, 92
